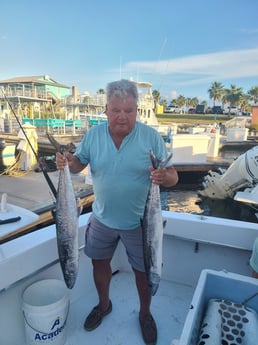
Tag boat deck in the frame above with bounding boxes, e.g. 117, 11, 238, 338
2, 211, 258, 345
65, 271, 194, 345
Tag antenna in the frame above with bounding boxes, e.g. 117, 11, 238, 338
154, 37, 169, 93
119, 56, 122, 79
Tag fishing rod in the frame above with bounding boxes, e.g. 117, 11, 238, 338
0, 87, 57, 199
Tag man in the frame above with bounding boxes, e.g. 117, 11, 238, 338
56, 79, 178, 345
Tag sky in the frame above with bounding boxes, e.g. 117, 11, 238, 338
1, 0, 258, 104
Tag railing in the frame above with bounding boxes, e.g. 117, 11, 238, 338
0, 88, 50, 100
22, 118, 83, 134
88, 119, 107, 126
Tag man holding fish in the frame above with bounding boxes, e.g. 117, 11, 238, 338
56, 79, 178, 345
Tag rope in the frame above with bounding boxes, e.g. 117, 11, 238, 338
0, 151, 29, 177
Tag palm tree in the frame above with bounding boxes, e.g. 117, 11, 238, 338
224, 84, 243, 106
97, 88, 105, 94
175, 95, 186, 114
185, 97, 192, 108
152, 89, 161, 112
152, 90, 160, 104
239, 94, 251, 112
248, 86, 258, 104
190, 97, 199, 108
201, 100, 208, 107
159, 98, 167, 109
208, 81, 225, 106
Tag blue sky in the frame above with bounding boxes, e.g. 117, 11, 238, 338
1, 0, 258, 104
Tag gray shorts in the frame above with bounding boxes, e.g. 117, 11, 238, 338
84, 214, 145, 272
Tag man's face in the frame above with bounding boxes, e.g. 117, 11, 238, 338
106, 95, 137, 136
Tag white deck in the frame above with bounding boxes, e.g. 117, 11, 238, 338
65, 272, 194, 345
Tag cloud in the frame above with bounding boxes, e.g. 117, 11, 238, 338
122, 47, 258, 87
240, 28, 258, 35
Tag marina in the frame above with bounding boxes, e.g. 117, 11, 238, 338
1, 77, 258, 345
1, 119, 258, 244
1, 0, 258, 343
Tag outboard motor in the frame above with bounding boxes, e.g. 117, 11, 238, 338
199, 146, 258, 200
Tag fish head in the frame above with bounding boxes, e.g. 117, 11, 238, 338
47, 132, 76, 154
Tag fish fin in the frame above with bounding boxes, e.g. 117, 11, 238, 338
149, 150, 173, 169
160, 152, 173, 168
47, 132, 76, 154
149, 149, 159, 169
46, 132, 62, 152
162, 219, 167, 228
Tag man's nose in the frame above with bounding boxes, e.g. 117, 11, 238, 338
117, 111, 127, 118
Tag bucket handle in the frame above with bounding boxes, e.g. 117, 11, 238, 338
23, 301, 70, 334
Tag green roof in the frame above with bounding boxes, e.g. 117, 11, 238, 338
0, 75, 70, 89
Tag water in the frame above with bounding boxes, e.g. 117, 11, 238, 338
159, 144, 258, 224
160, 189, 258, 224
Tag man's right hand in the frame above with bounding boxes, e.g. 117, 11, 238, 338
55, 152, 70, 170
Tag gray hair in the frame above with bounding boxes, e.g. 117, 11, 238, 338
106, 79, 138, 103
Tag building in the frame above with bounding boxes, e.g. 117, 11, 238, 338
0, 75, 72, 131
0, 75, 70, 102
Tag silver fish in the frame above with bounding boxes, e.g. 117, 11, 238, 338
55, 164, 79, 289
142, 150, 172, 296
47, 134, 79, 289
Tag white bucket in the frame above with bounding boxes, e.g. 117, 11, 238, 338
22, 279, 69, 345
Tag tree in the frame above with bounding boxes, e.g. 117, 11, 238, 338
175, 95, 186, 114
239, 94, 251, 112
152, 90, 160, 104
185, 97, 192, 108
189, 97, 199, 108
152, 89, 161, 112
97, 88, 105, 94
224, 84, 243, 106
208, 81, 225, 106
159, 98, 167, 109
201, 100, 208, 107
248, 86, 258, 104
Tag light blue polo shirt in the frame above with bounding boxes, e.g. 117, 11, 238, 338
75, 121, 170, 230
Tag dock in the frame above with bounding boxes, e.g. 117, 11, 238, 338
0, 169, 94, 244
173, 160, 231, 185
